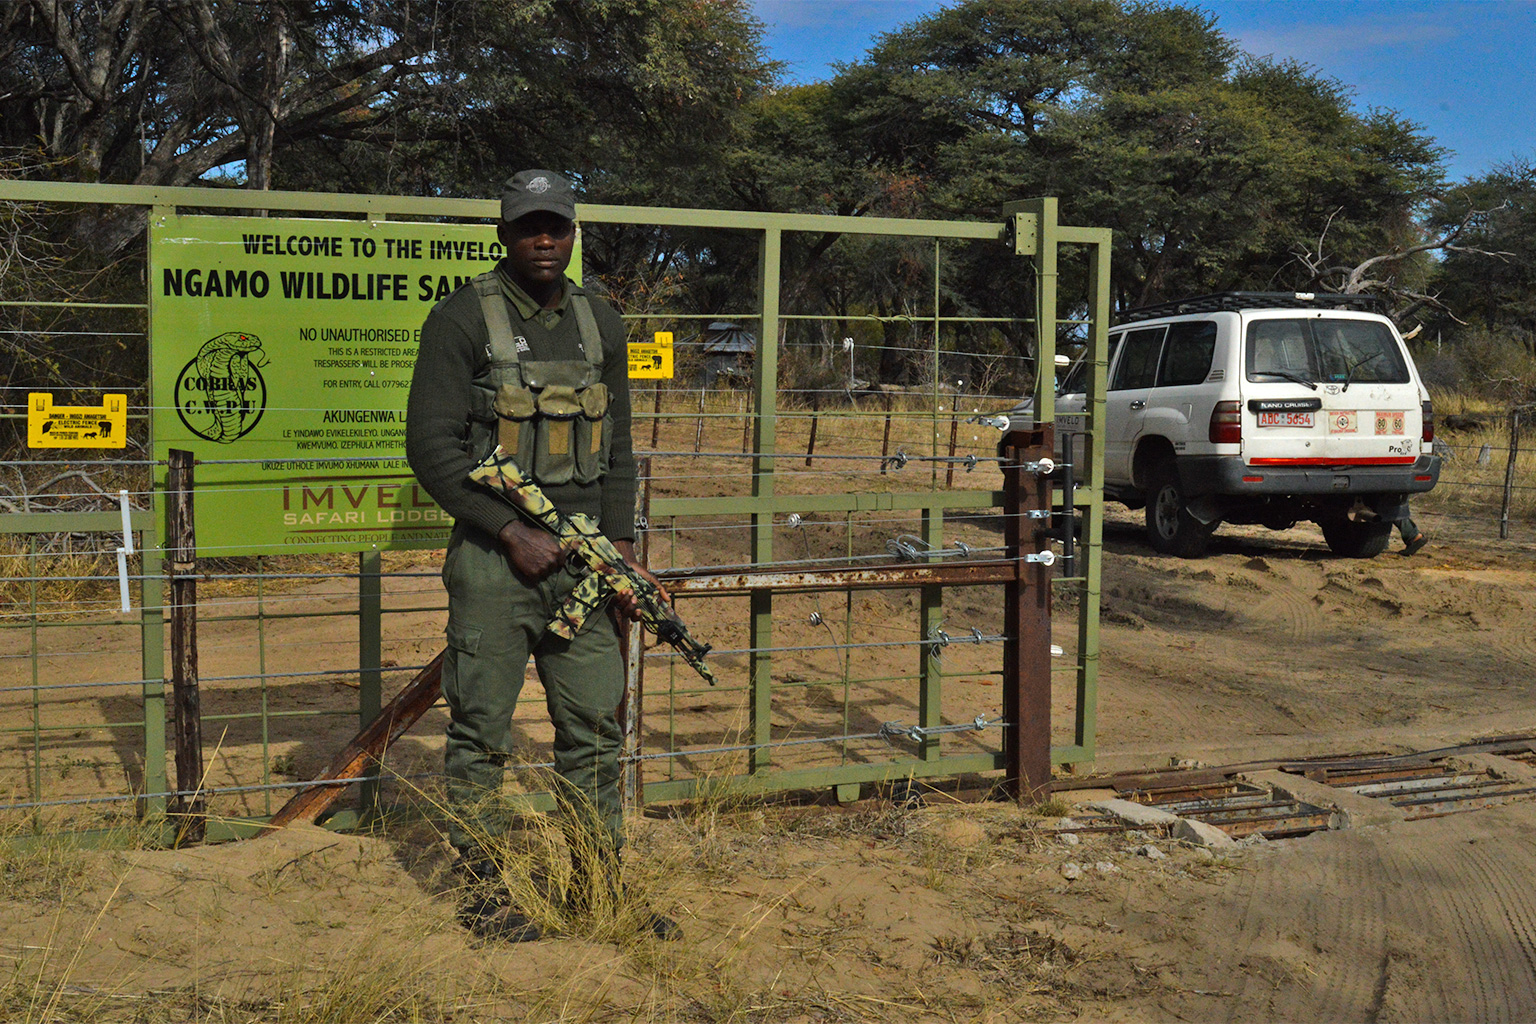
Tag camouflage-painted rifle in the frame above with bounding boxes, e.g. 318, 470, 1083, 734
469, 445, 717, 686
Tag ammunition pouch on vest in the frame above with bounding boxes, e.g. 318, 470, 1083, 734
465, 272, 610, 486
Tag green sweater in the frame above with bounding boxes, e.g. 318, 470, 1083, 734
405, 265, 637, 542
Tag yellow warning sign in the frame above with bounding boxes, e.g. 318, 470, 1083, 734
28, 393, 128, 448
627, 331, 674, 379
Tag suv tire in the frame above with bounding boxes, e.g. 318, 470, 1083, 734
1319, 515, 1392, 558
1145, 460, 1216, 558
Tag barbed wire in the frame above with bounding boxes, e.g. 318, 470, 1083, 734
624, 712, 1006, 763
0, 706, 1011, 811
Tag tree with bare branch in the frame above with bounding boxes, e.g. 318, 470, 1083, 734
1290, 200, 1515, 321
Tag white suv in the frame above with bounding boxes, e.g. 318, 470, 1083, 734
1047, 292, 1440, 558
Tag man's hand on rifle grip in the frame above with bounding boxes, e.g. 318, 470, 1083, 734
611, 539, 668, 622
498, 519, 567, 581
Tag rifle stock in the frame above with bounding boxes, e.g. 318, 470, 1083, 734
469, 446, 717, 686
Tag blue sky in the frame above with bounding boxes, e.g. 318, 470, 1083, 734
751, 0, 1536, 182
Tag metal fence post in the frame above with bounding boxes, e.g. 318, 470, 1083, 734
620, 458, 651, 811
167, 449, 205, 841
1000, 426, 1054, 801
918, 507, 944, 763
749, 227, 781, 774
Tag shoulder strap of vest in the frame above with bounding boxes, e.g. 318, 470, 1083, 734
476, 271, 604, 371
473, 272, 520, 367
569, 291, 604, 369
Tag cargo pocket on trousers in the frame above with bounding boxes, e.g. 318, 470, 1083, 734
442, 620, 484, 708
533, 385, 581, 484
446, 621, 484, 656
572, 383, 610, 485
493, 384, 537, 461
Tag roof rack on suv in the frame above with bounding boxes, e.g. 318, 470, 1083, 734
1121, 291, 1386, 323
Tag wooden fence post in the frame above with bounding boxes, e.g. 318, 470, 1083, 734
1502, 407, 1523, 540
945, 414, 960, 488
880, 392, 894, 474
805, 396, 820, 466
999, 426, 1054, 802
167, 449, 205, 842
741, 387, 753, 454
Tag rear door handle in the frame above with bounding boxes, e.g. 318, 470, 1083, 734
1129, 400, 1146, 410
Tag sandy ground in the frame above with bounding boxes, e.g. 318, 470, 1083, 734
7, 476, 1536, 1018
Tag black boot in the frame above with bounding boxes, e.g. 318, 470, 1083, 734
455, 856, 543, 943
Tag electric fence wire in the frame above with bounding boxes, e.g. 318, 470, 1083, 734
0, 518, 1042, 572
0, 708, 1009, 811
640, 634, 1008, 659
0, 523, 1039, 593
0, 629, 447, 663
0, 772, 457, 815
0, 504, 1057, 541
623, 713, 1007, 764
0, 330, 147, 339
0, 678, 158, 694
0, 569, 1027, 620
0, 450, 1008, 499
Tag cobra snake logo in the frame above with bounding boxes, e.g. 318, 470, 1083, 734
174, 331, 269, 443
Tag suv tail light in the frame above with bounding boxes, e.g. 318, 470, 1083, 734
1210, 400, 1242, 444
1422, 399, 1434, 444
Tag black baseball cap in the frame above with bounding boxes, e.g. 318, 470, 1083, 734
500, 169, 577, 223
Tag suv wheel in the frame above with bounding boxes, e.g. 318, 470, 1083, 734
1145, 460, 1216, 558
1319, 515, 1392, 558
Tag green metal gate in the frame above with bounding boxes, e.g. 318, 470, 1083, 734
0, 180, 1108, 834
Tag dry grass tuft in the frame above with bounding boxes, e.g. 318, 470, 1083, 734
1028, 795, 1075, 818
1420, 419, 1536, 523
0, 830, 95, 904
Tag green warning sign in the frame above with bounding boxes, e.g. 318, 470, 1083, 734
150, 212, 582, 556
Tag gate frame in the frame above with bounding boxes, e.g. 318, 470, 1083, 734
0, 179, 1108, 823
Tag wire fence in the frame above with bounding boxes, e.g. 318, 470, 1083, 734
0, 386, 1050, 831
14, 183, 1523, 841
3, 394, 1527, 832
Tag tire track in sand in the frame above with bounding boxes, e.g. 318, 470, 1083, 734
1375, 809, 1536, 1022
1232, 556, 1331, 642
1174, 803, 1536, 1022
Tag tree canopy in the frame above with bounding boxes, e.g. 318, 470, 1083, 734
0, 0, 774, 248
3, 0, 1531, 394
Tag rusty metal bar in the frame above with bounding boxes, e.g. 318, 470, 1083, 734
1400, 786, 1536, 817
659, 559, 1019, 597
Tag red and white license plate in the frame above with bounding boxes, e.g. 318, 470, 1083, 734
1257, 411, 1315, 428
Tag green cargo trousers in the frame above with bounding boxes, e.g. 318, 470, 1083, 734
440, 521, 624, 855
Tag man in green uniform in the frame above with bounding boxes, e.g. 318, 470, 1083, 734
406, 169, 671, 942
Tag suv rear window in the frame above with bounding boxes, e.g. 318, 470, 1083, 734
1245, 318, 1410, 385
